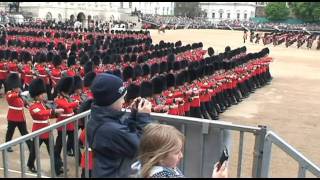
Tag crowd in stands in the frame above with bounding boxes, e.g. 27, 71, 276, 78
141, 14, 320, 32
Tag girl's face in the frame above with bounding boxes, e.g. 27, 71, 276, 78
160, 140, 183, 168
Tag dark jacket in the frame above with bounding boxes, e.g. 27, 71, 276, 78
87, 103, 152, 178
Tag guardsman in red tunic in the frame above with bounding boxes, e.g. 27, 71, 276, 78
0, 50, 8, 96
26, 78, 64, 174
83, 72, 96, 100
79, 130, 93, 178
62, 55, 77, 77
7, 51, 20, 75
20, 51, 34, 91
50, 54, 62, 98
4, 73, 32, 153
69, 75, 84, 156
34, 53, 52, 100
54, 77, 80, 165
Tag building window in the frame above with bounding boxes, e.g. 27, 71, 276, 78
167, 7, 169, 15
204, 12, 207, 18
120, 2, 123, 8
244, 13, 247, 20
46, 12, 52, 21
129, 2, 132, 8
237, 13, 240, 19
155, 7, 157, 14
219, 13, 223, 19
212, 13, 215, 18
227, 13, 230, 19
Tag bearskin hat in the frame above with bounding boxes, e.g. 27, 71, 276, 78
160, 61, 168, 74
11, 51, 18, 60
84, 71, 96, 88
166, 73, 175, 88
52, 54, 62, 67
29, 78, 46, 98
92, 55, 100, 66
150, 63, 160, 76
67, 55, 76, 67
37, 53, 47, 64
73, 75, 83, 91
173, 61, 181, 71
5, 73, 21, 92
142, 64, 150, 76
152, 76, 164, 95
225, 46, 231, 52
134, 65, 143, 79
175, 71, 185, 87
122, 66, 134, 82
125, 83, 140, 102
140, 81, 153, 98
208, 47, 215, 57
56, 76, 74, 94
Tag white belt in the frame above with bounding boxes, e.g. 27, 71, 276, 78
10, 71, 18, 74
9, 106, 23, 110
60, 112, 74, 117
88, 148, 92, 151
33, 120, 49, 124
51, 76, 60, 80
0, 70, 7, 72
39, 74, 47, 77
25, 74, 33, 77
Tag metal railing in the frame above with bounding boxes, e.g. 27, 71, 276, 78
0, 110, 319, 178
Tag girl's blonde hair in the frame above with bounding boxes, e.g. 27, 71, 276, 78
138, 123, 185, 178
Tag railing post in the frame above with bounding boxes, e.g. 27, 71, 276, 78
252, 125, 267, 178
260, 132, 272, 178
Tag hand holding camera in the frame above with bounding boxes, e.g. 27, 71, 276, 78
131, 97, 152, 114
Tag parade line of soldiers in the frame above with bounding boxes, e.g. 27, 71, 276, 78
0, 25, 272, 176
243, 29, 320, 50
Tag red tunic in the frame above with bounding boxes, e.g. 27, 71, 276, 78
7, 61, 19, 74
80, 130, 93, 170
29, 101, 53, 139
35, 64, 50, 85
0, 61, 8, 80
50, 67, 62, 88
21, 64, 34, 86
54, 95, 79, 131
6, 91, 26, 122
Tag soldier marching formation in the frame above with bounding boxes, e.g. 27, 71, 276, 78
0, 22, 273, 176
246, 29, 320, 50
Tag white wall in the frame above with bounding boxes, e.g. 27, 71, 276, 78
200, 2, 256, 22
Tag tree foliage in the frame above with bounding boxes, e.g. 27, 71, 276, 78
174, 2, 202, 18
265, 2, 290, 21
291, 2, 320, 22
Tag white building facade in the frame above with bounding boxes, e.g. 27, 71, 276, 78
200, 2, 257, 22
18, 2, 174, 22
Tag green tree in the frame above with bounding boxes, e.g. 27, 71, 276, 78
174, 2, 202, 18
291, 2, 320, 22
265, 2, 290, 21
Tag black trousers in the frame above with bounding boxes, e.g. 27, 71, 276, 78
27, 138, 62, 173
0, 79, 5, 91
5, 121, 32, 151
46, 84, 53, 101
200, 102, 211, 120
27, 139, 50, 167
67, 131, 75, 152
81, 168, 92, 178
55, 131, 75, 159
189, 107, 203, 118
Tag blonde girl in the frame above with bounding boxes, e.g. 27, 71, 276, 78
134, 123, 228, 178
